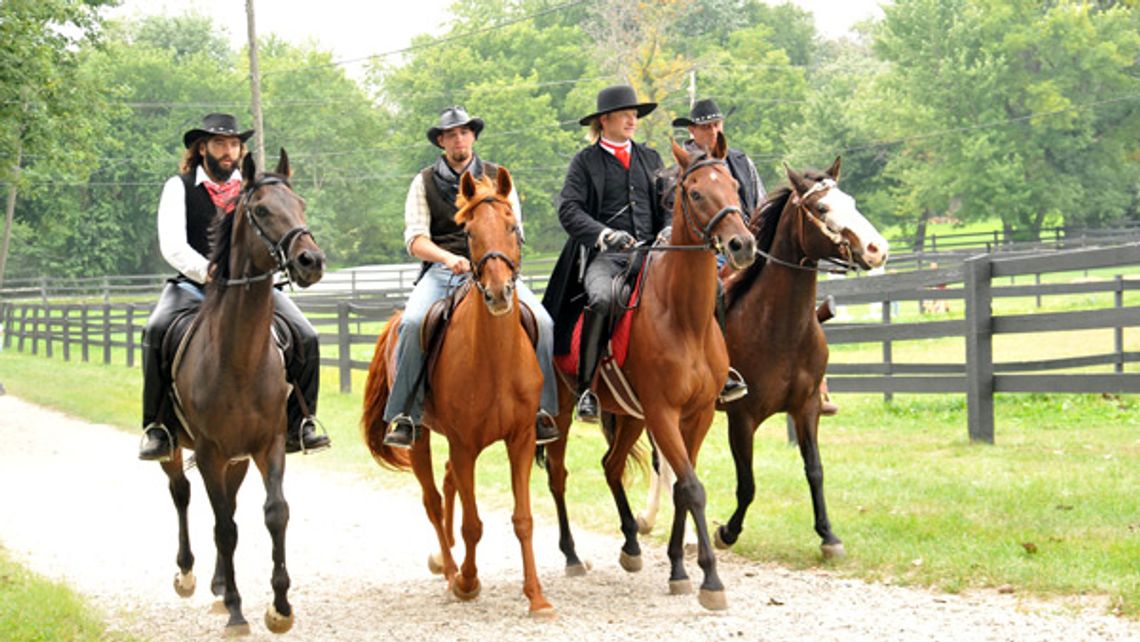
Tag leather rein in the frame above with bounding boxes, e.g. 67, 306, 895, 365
218, 175, 314, 288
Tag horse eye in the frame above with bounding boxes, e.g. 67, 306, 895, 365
255, 205, 269, 217
817, 204, 829, 214
689, 190, 702, 201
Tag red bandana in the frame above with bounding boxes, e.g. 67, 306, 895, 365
600, 139, 631, 170
203, 179, 241, 214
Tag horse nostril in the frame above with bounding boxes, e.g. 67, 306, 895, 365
728, 237, 743, 253
867, 242, 880, 256
297, 250, 315, 269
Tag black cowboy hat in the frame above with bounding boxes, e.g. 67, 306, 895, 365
427, 106, 485, 148
182, 112, 255, 148
578, 85, 657, 126
672, 98, 732, 127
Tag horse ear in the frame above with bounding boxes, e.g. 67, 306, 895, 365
495, 165, 513, 198
275, 148, 292, 178
784, 163, 810, 196
241, 152, 256, 187
671, 138, 690, 170
826, 156, 841, 182
459, 170, 478, 202
712, 131, 727, 160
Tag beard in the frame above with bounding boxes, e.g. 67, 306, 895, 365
447, 148, 471, 166
204, 152, 235, 180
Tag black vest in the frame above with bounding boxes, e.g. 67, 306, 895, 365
178, 171, 219, 261
597, 149, 657, 242
726, 148, 760, 218
420, 161, 500, 259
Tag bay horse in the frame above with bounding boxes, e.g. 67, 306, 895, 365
362, 168, 553, 617
159, 149, 325, 635
541, 133, 755, 611
636, 158, 888, 559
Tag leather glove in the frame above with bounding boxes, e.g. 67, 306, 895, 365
601, 229, 636, 251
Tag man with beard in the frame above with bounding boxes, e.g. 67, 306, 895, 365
381, 106, 560, 448
137, 113, 331, 461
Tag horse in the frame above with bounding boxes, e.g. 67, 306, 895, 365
636, 158, 888, 559
541, 133, 755, 611
361, 168, 553, 617
158, 149, 325, 635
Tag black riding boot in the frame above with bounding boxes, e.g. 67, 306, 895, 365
276, 292, 331, 454
138, 281, 200, 462
716, 280, 748, 404
576, 307, 607, 423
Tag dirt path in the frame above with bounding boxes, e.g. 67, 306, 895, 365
0, 394, 1136, 641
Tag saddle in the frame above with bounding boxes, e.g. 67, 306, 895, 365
420, 279, 540, 388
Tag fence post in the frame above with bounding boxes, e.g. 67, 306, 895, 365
81, 305, 90, 362
882, 299, 893, 403
45, 305, 56, 358
126, 304, 136, 368
337, 301, 352, 393
62, 306, 71, 361
1035, 273, 1042, 308
964, 255, 994, 443
102, 304, 111, 365
3, 303, 12, 350
18, 306, 28, 352
1114, 275, 1124, 374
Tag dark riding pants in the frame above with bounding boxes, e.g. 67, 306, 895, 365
578, 251, 633, 392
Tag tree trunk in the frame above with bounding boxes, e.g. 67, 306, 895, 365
913, 207, 932, 253
0, 139, 23, 288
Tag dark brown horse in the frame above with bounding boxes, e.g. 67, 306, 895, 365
159, 149, 325, 635
715, 158, 887, 557
542, 133, 755, 611
362, 168, 553, 617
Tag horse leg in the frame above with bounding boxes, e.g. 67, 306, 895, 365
635, 434, 672, 535
506, 428, 554, 617
601, 414, 645, 573
448, 448, 483, 600
716, 406, 758, 550
442, 458, 457, 550
541, 420, 589, 576
160, 452, 196, 598
254, 444, 293, 634
210, 458, 249, 600
411, 434, 458, 580
197, 450, 250, 633
792, 405, 845, 558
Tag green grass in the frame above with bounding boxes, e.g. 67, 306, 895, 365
0, 546, 137, 642
1, 348, 1138, 619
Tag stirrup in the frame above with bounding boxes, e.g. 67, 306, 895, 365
535, 410, 560, 445
138, 423, 174, 463
289, 416, 331, 455
718, 367, 749, 403
383, 414, 419, 449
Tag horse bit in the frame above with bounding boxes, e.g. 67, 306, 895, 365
222, 176, 314, 288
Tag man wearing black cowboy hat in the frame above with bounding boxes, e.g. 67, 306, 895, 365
671, 98, 764, 219
541, 85, 668, 422
138, 113, 330, 462
381, 106, 561, 448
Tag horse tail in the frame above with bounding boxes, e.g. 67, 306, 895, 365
600, 413, 650, 487
361, 312, 412, 471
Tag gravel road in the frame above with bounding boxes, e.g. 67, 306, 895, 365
0, 394, 1136, 641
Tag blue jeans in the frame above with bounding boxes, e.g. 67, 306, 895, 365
383, 263, 557, 424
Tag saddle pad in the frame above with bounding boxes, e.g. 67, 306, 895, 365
553, 267, 644, 376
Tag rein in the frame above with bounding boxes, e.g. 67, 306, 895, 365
217, 176, 313, 288
765, 178, 856, 275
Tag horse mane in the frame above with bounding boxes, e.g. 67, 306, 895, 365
454, 174, 514, 225
723, 168, 831, 311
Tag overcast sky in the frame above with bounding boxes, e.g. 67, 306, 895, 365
107, 0, 884, 66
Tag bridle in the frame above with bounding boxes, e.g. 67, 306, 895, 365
466, 196, 522, 300
219, 175, 314, 288
752, 177, 856, 275
676, 157, 745, 253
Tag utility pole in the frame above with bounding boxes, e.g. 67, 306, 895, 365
245, 0, 266, 167
688, 70, 696, 108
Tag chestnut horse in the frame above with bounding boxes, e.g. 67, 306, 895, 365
636, 159, 888, 559
541, 134, 755, 611
160, 149, 325, 635
362, 168, 553, 617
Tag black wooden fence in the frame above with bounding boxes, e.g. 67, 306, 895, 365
3, 242, 1137, 442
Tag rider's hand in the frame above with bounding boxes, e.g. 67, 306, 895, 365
600, 229, 636, 251
444, 253, 471, 274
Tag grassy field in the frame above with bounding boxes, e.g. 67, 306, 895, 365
1, 344, 1137, 618
0, 545, 138, 642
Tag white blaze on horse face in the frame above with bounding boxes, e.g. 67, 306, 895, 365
818, 186, 889, 268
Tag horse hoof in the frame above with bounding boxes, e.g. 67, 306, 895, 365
451, 577, 481, 601
172, 571, 196, 598
529, 605, 558, 620
699, 588, 728, 611
714, 527, 732, 550
565, 561, 591, 577
618, 551, 642, 573
822, 542, 846, 559
636, 515, 652, 535
264, 605, 294, 634
224, 622, 251, 637
669, 579, 692, 595
427, 552, 445, 575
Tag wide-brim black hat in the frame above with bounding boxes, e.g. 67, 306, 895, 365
579, 85, 657, 126
672, 98, 729, 127
182, 112, 254, 148
427, 106, 485, 148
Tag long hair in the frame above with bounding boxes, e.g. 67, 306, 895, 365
587, 119, 603, 143
178, 138, 249, 175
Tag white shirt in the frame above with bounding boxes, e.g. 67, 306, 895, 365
156, 166, 241, 284
403, 169, 525, 256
